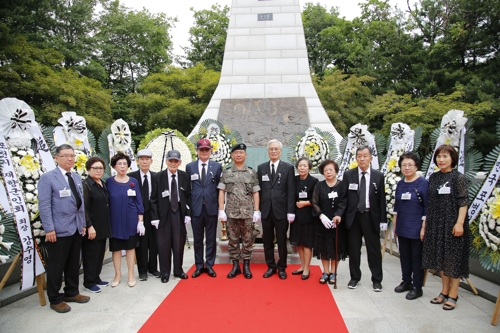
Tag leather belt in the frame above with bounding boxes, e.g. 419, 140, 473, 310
357, 208, 370, 212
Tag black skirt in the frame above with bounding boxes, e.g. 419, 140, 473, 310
109, 235, 139, 251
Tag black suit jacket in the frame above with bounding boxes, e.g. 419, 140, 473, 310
128, 170, 157, 213
336, 167, 387, 231
257, 160, 296, 220
150, 169, 191, 228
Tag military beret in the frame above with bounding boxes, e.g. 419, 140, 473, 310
231, 143, 246, 153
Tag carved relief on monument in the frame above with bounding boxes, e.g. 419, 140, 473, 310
218, 97, 310, 147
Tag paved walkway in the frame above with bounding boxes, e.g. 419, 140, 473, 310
0, 244, 498, 333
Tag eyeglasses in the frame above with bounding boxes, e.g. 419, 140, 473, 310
401, 164, 416, 168
91, 167, 104, 171
58, 154, 76, 159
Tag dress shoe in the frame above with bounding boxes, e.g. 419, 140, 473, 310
243, 259, 252, 279
174, 272, 188, 279
394, 281, 412, 293
139, 273, 148, 281
263, 268, 276, 278
128, 280, 136, 287
347, 280, 359, 289
50, 301, 71, 313
64, 294, 90, 303
406, 287, 423, 300
278, 270, 287, 280
161, 276, 169, 283
206, 267, 217, 277
148, 271, 161, 278
292, 269, 304, 275
111, 280, 120, 287
192, 269, 203, 278
301, 272, 310, 280
227, 260, 241, 279
373, 282, 383, 292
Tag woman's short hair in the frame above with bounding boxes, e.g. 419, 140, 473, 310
110, 152, 131, 168
318, 159, 339, 175
433, 144, 458, 168
86, 156, 106, 171
398, 152, 420, 169
296, 157, 312, 170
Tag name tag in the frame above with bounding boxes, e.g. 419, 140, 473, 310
401, 192, 411, 200
162, 190, 170, 198
262, 175, 270, 182
438, 186, 450, 195
191, 174, 199, 181
328, 191, 338, 199
299, 192, 307, 199
349, 183, 358, 191
59, 189, 71, 197
127, 189, 136, 197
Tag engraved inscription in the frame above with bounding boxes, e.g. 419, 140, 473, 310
218, 98, 310, 147
258, 13, 273, 21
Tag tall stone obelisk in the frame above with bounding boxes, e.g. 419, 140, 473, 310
190, 0, 342, 166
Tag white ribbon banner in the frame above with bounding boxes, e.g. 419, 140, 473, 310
0, 136, 45, 290
381, 130, 415, 175
468, 153, 500, 222
29, 124, 56, 171
107, 134, 137, 176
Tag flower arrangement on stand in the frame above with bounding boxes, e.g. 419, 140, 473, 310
190, 119, 242, 168
384, 153, 403, 222
288, 127, 337, 172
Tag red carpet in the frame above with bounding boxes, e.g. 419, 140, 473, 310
139, 264, 348, 332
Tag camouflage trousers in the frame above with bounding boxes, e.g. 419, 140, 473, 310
227, 218, 253, 260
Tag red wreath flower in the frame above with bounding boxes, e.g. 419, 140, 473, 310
130, 182, 135, 188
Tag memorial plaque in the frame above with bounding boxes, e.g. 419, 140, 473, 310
258, 13, 273, 21
218, 97, 310, 147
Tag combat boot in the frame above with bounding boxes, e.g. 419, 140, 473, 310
243, 259, 252, 279
227, 260, 241, 279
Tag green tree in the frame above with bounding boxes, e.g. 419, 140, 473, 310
181, 4, 230, 71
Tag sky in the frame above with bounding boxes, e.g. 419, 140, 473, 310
120, 0, 415, 58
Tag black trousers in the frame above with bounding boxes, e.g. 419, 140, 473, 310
398, 235, 424, 289
157, 210, 186, 277
135, 211, 158, 275
46, 230, 82, 304
262, 211, 289, 270
81, 237, 106, 288
347, 211, 383, 283
192, 205, 218, 269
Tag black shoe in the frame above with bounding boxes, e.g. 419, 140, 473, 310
292, 269, 304, 275
263, 268, 277, 278
227, 260, 241, 279
394, 281, 412, 293
301, 272, 310, 280
206, 267, 217, 277
406, 287, 423, 300
148, 271, 161, 278
139, 273, 148, 281
347, 280, 359, 289
192, 268, 203, 278
243, 260, 252, 279
373, 283, 383, 292
174, 272, 188, 279
278, 270, 287, 280
161, 276, 169, 283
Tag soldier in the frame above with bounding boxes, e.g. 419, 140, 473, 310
218, 143, 261, 279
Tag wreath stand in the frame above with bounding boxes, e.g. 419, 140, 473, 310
381, 229, 394, 260
0, 252, 46, 306
491, 291, 500, 326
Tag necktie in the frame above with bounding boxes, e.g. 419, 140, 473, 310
271, 163, 276, 181
170, 174, 179, 212
66, 172, 82, 209
142, 174, 149, 211
358, 172, 366, 213
201, 163, 207, 184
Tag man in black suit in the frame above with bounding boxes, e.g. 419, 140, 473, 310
258, 139, 295, 279
334, 145, 388, 291
150, 150, 191, 283
185, 139, 222, 278
128, 149, 160, 281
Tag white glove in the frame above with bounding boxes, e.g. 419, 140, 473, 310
151, 220, 160, 229
253, 210, 261, 223
320, 215, 333, 229
137, 221, 145, 236
184, 216, 191, 226
287, 213, 295, 224
380, 223, 388, 231
218, 210, 227, 222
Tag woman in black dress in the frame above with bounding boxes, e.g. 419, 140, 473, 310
422, 144, 469, 310
312, 159, 347, 285
82, 156, 112, 293
290, 157, 318, 280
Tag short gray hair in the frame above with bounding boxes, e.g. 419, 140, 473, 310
267, 139, 283, 150
55, 144, 74, 155
356, 145, 372, 156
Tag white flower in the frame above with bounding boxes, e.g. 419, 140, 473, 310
33, 229, 40, 236
492, 244, 498, 251
25, 184, 35, 192
0, 255, 9, 263
25, 193, 34, 201
35, 238, 40, 244
17, 150, 26, 156
32, 221, 42, 228
39, 230, 45, 236
0, 224, 4, 234
0, 237, 13, 251
10, 147, 18, 152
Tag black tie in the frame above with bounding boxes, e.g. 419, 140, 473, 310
201, 163, 207, 184
358, 172, 366, 213
66, 172, 82, 209
170, 174, 178, 212
142, 174, 149, 211
271, 163, 276, 181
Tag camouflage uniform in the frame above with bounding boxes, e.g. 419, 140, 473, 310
217, 164, 260, 260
